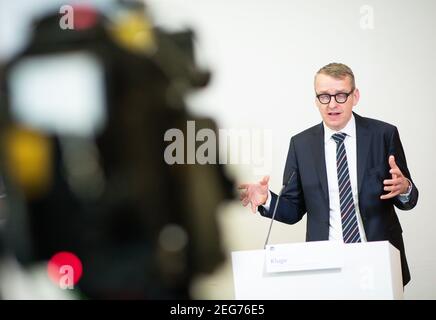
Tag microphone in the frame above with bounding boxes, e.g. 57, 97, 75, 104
263, 170, 296, 249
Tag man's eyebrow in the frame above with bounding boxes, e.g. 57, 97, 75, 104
316, 89, 349, 94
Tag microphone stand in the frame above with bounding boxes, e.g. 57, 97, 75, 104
264, 171, 296, 249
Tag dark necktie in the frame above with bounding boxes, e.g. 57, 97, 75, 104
332, 132, 361, 243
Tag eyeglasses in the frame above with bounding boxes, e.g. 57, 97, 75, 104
316, 90, 354, 104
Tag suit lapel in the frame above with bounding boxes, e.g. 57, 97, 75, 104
310, 124, 329, 202
354, 113, 371, 193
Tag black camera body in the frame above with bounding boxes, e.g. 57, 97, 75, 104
0, 5, 233, 299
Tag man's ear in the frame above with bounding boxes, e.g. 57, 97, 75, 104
353, 88, 360, 106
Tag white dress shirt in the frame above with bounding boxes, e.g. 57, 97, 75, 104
323, 115, 367, 241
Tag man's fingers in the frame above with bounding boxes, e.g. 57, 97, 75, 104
389, 168, 402, 177
250, 202, 257, 213
380, 193, 394, 200
381, 184, 402, 199
239, 177, 270, 212
384, 185, 401, 192
260, 175, 270, 186
383, 186, 393, 192
380, 191, 400, 200
388, 156, 402, 180
382, 173, 409, 198
383, 178, 402, 185
388, 155, 398, 170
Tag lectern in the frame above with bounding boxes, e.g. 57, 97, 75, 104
231, 241, 403, 299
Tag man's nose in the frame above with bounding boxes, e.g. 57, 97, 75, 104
328, 98, 338, 109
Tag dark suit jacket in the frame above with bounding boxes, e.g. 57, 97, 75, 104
259, 112, 418, 285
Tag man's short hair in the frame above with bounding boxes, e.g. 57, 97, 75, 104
316, 63, 355, 90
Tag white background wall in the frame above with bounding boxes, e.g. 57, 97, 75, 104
146, 0, 436, 299
0, 0, 434, 299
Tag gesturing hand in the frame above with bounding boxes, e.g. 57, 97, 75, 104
238, 176, 270, 213
380, 155, 410, 200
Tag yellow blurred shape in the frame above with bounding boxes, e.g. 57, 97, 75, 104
3, 127, 52, 198
110, 12, 156, 54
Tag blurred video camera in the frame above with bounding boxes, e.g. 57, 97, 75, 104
0, 0, 233, 299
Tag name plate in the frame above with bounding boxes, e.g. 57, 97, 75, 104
265, 241, 344, 273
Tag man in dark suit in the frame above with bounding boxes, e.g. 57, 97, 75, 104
239, 62, 418, 286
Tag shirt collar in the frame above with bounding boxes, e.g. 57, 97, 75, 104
323, 114, 355, 143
